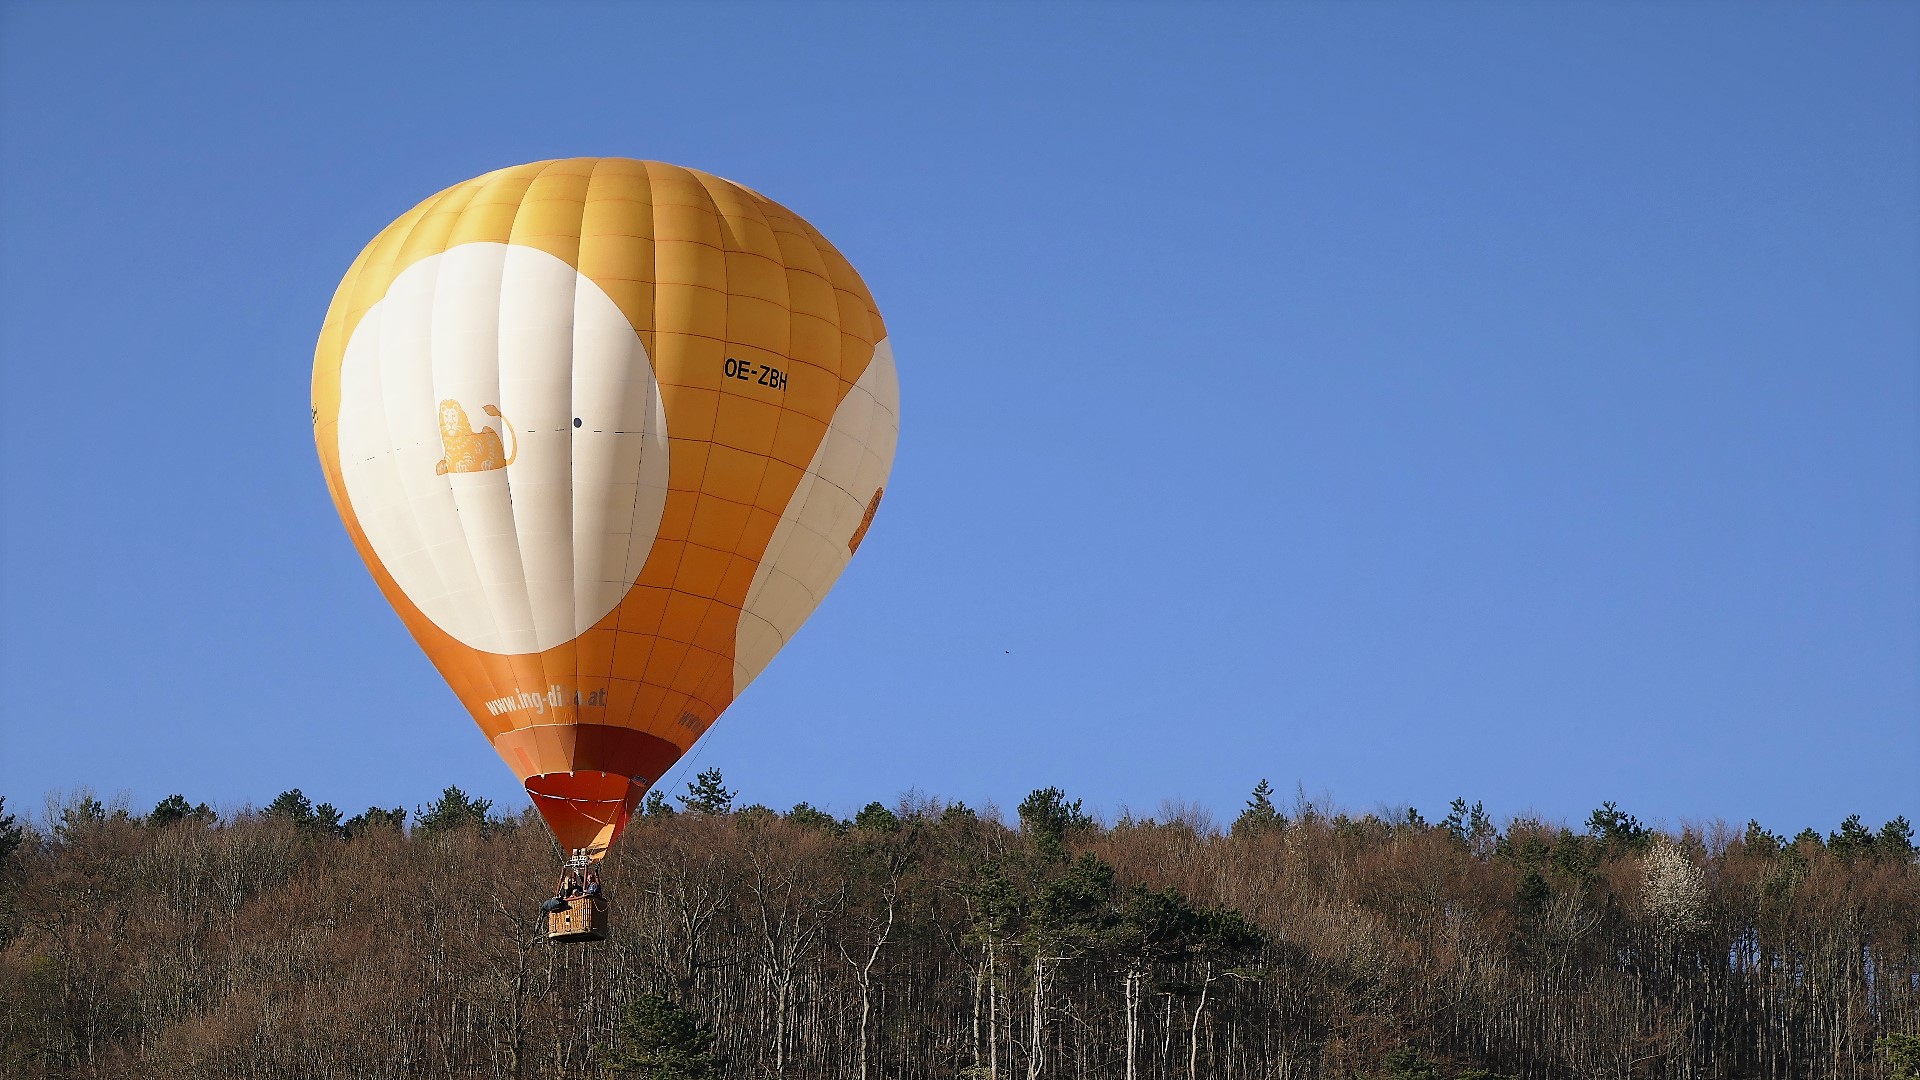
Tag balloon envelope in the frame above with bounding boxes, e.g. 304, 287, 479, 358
312, 159, 898, 855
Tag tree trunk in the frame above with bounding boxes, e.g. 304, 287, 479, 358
1125, 970, 1140, 1080
989, 942, 1001, 1080
841, 891, 893, 1080
1189, 962, 1212, 1080
1027, 954, 1046, 1080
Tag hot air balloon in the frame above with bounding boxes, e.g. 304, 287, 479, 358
311, 159, 898, 932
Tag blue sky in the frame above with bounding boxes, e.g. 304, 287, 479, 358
2, 2, 1914, 836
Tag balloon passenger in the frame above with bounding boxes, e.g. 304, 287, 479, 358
541, 869, 582, 914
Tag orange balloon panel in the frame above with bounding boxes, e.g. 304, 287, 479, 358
311, 159, 899, 855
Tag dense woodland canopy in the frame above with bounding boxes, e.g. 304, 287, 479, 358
0, 777, 1915, 1080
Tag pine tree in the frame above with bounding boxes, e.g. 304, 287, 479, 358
1231, 779, 1280, 836
678, 769, 734, 814
785, 802, 843, 833
1586, 801, 1649, 851
0, 796, 22, 864
604, 994, 723, 1079
1380, 1047, 1443, 1080
312, 803, 345, 838
0, 795, 21, 950
1018, 786, 1092, 860
53, 794, 106, 843
1830, 813, 1877, 860
146, 794, 213, 828
1878, 817, 1916, 861
1881, 1032, 1920, 1080
265, 789, 317, 827
1742, 819, 1784, 854
1444, 797, 1496, 854
853, 802, 900, 833
414, 786, 492, 836
344, 805, 406, 836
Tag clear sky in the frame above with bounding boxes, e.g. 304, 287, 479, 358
1, 2, 1914, 836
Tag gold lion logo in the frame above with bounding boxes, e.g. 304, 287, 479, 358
434, 399, 518, 475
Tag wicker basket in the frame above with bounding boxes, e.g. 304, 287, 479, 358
546, 895, 609, 943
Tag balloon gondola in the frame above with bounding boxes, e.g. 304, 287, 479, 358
312, 159, 898, 940
545, 850, 609, 943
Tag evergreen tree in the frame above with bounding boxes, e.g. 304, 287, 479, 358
1231, 779, 1280, 836
1878, 816, 1916, 861
343, 805, 405, 836
53, 794, 106, 843
1586, 801, 1649, 852
641, 790, 676, 818
1742, 819, 1784, 855
604, 994, 723, 1079
1195, 900, 1264, 960
0, 797, 25, 865
1444, 797, 1495, 854
678, 769, 734, 815
1830, 814, 1877, 860
313, 802, 345, 838
1018, 786, 1092, 860
734, 804, 776, 827
146, 794, 213, 828
965, 860, 1024, 945
853, 802, 900, 833
785, 802, 844, 833
0, 795, 20, 950
1033, 851, 1116, 947
1882, 1032, 1920, 1080
265, 789, 317, 827
266, 791, 354, 838
1110, 883, 1263, 974
1379, 1047, 1443, 1080
414, 786, 493, 836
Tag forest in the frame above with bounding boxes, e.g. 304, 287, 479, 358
0, 776, 1915, 1080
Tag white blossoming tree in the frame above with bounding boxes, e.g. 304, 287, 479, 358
1642, 838, 1707, 939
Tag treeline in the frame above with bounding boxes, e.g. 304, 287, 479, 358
0, 778, 1916, 1080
